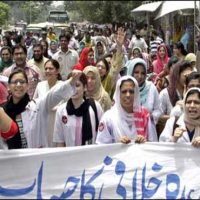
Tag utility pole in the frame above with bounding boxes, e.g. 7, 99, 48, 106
29, 1, 32, 24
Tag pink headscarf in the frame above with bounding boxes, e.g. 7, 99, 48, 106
154, 44, 169, 75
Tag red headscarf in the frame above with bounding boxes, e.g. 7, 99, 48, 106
154, 44, 169, 75
0, 82, 8, 105
73, 47, 95, 71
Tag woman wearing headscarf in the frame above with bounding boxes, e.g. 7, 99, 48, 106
73, 47, 95, 71
93, 40, 108, 63
126, 58, 160, 140
131, 47, 152, 73
83, 66, 112, 112
96, 27, 125, 98
96, 76, 157, 144
160, 87, 200, 147
153, 44, 169, 78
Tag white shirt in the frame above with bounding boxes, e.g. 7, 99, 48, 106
143, 82, 162, 125
33, 80, 63, 100
28, 56, 49, 76
159, 88, 173, 115
68, 37, 80, 50
159, 115, 191, 143
52, 49, 79, 80
128, 37, 148, 53
20, 80, 75, 148
170, 104, 183, 118
32, 80, 64, 147
96, 108, 157, 144
53, 100, 103, 146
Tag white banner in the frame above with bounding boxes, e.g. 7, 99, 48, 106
0, 142, 200, 199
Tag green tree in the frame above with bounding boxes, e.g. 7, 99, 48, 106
21, 1, 52, 24
2, 1, 52, 24
64, 1, 141, 23
0, 2, 10, 27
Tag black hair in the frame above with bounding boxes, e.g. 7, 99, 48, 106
167, 56, 179, 70
59, 33, 71, 42
67, 72, 87, 86
120, 78, 135, 89
96, 58, 110, 72
12, 44, 27, 55
2, 36, 13, 49
14, 35, 24, 44
44, 59, 62, 80
0, 46, 12, 55
185, 71, 200, 87
173, 42, 188, 56
185, 88, 200, 102
152, 29, 158, 36
179, 61, 193, 75
167, 60, 193, 106
8, 68, 28, 84
33, 43, 43, 51
133, 62, 147, 75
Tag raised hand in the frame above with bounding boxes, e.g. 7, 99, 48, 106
69, 70, 82, 86
116, 27, 126, 47
173, 127, 186, 142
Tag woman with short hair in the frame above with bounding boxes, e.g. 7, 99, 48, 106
3, 67, 81, 149
53, 72, 103, 147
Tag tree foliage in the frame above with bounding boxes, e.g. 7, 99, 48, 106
0, 2, 10, 26
64, 1, 141, 23
2, 1, 52, 24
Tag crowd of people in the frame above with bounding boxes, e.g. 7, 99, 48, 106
0, 21, 200, 149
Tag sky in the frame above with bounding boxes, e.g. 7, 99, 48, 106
51, 1, 64, 7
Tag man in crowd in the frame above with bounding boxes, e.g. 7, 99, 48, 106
28, 43, 49, 77
52, 33, 79, 80
3, 44, 43, 99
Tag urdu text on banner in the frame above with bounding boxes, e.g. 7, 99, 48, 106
0, 142, 199, 199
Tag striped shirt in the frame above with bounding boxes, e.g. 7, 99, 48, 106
150, 36, 164, 55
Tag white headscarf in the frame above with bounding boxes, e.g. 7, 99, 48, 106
183, 87, 200, 141
126, 57, 147, 76
125, 58, 151, 106
113, 75, 141, 113
111, 75, 149, 140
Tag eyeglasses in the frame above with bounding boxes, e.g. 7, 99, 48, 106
10, 80, 27, 85
120, 89, 134, 94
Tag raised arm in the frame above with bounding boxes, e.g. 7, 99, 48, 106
43, 70, 82, 112
109, 27, 126, 87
